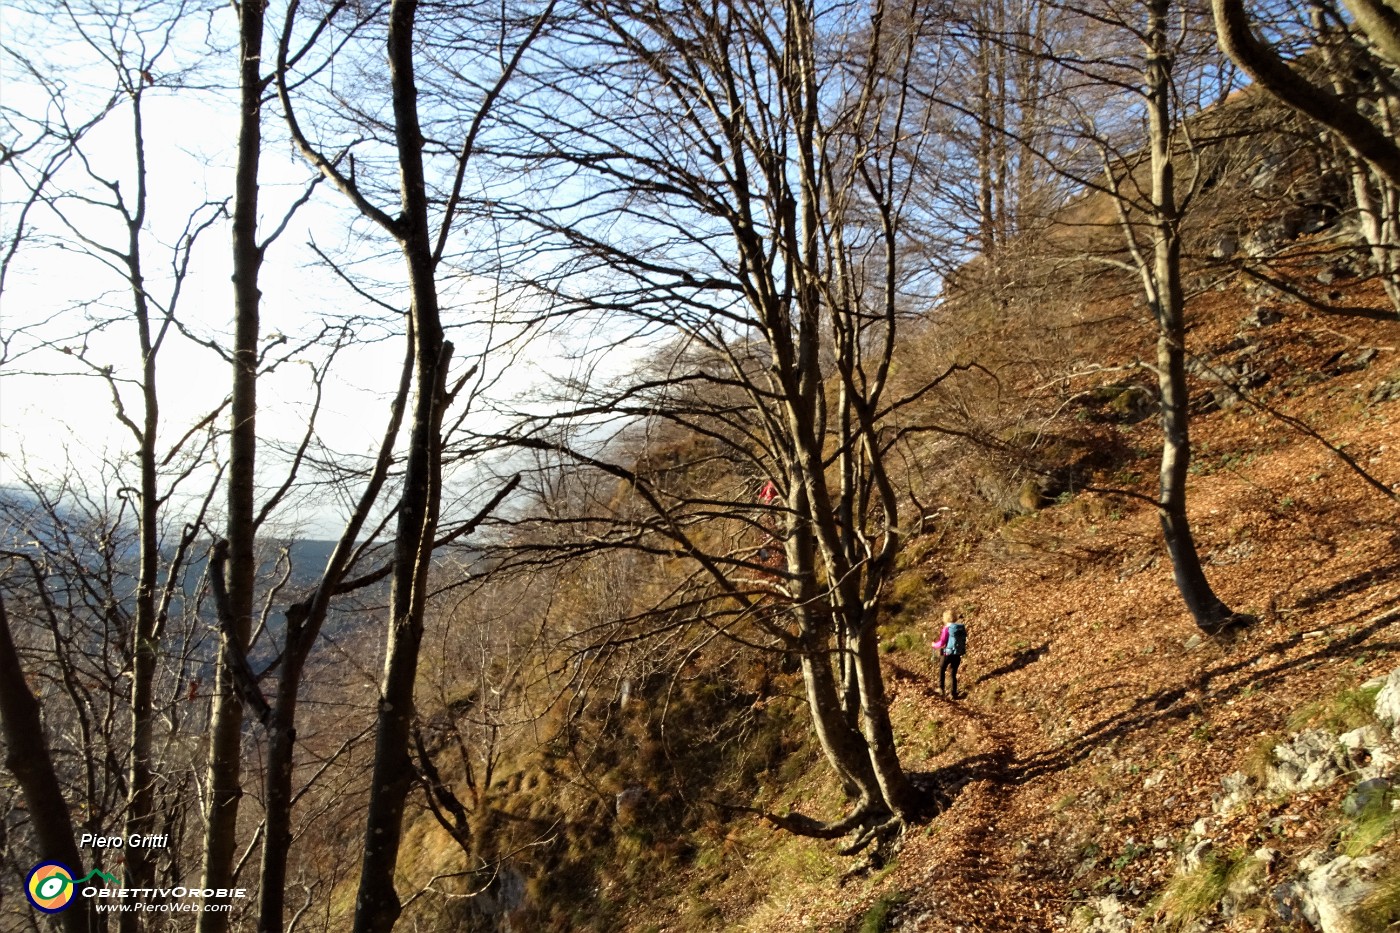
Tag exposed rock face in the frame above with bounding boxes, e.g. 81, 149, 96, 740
472, 865, 527, 929
1213, 770, 1255, 817
1281, 852, 1390, 933
1071, 667, 1400, 932
1264, 729, 1345, 796
1342, 777, 1393, 818
1339, 725, 1397, 781
1070, 894, 1134, 933
1375, 668, 1400, 736
615, 785, 648, 821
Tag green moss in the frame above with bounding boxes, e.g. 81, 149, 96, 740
858, 890, 908, 933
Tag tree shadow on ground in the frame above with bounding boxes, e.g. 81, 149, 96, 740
1290, 560, 1400, 610
976, 643, 1051, 683
1008, 604, 1400, 786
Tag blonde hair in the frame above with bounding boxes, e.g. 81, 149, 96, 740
942, 609, 954, 624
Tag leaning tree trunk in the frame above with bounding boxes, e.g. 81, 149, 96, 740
1145, 0, 1234, 631
0, 598, 101, 933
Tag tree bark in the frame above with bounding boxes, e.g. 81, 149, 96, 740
1212, 0, 1400, 188
1145, 0, 1233, 630
198, 0, 265, 923
0, 598, 101, 933
351, 1, 449, 928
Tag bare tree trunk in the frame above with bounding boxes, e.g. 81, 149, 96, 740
0, 597, 101, 933
197, 0, 266, 923
257, 334, 412, 933
351, 2, 449, 928
104, 86, 162, 933
1145, 0, 1233, 630
851, 620, 915, 820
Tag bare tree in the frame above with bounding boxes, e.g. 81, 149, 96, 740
0, 5, 238, 928
273, 0, 548, 926
0, 595, 101, 933
1132, 0, 1241, 629
481, 0, 974, 847
196, 0, 274, 913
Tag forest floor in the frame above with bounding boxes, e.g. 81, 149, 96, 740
722, 262, 1400, 931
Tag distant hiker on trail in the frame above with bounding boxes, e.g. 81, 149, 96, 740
933, 608, 968, 700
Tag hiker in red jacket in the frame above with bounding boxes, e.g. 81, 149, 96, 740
933, 609, 968, 700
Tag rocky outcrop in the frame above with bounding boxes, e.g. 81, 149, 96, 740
1265, 728, 1347, 795
1375, 669, 1400, 735
1084, 665, 1400, 931
1273, 852, 1390, 933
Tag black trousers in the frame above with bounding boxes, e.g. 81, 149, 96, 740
939, 654, 962, 698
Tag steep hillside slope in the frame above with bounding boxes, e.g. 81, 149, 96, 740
711, 249, 1400, 931
375, 98, 1400, 932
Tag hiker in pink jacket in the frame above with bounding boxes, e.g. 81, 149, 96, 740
933, 609, 968, 700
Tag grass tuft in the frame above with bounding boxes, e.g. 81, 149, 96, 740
1351, 859, 1400, 933
1156, 849, 1259, 930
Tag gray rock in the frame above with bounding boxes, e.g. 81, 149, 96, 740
1342, 777, 1393, 818
1371, 379, 1400, 405
615, 785, 648, 819
1213, 771, 1256, 817
473, 865, 527, 919
1265, 729, 1343, 795
1298, 853, 1388, 933
1374, 667, 1400, 731
1245, 306, 1284, 328
1339, 725, 1396, 781
1210, 234, 1239, 259
1079, 894, 1133, 933
1181, 837, 1214, 873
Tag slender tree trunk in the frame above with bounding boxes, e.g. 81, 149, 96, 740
198, 0, 265, 924
123, 95, 159, 933
0, 598, 101, 933
123, 324, 158, 933
352, 1, 449, 927
1145, 0, 1233, 631
259, 335, 412, 933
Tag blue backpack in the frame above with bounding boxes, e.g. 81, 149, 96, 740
944, 622, 967, 656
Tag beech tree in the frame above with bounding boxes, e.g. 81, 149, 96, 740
273, 0, 547, 926
1129, 0, 1242, 629
939, 0, 1244, 629
196, 0, 272, 914
482, 0, 971, 845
